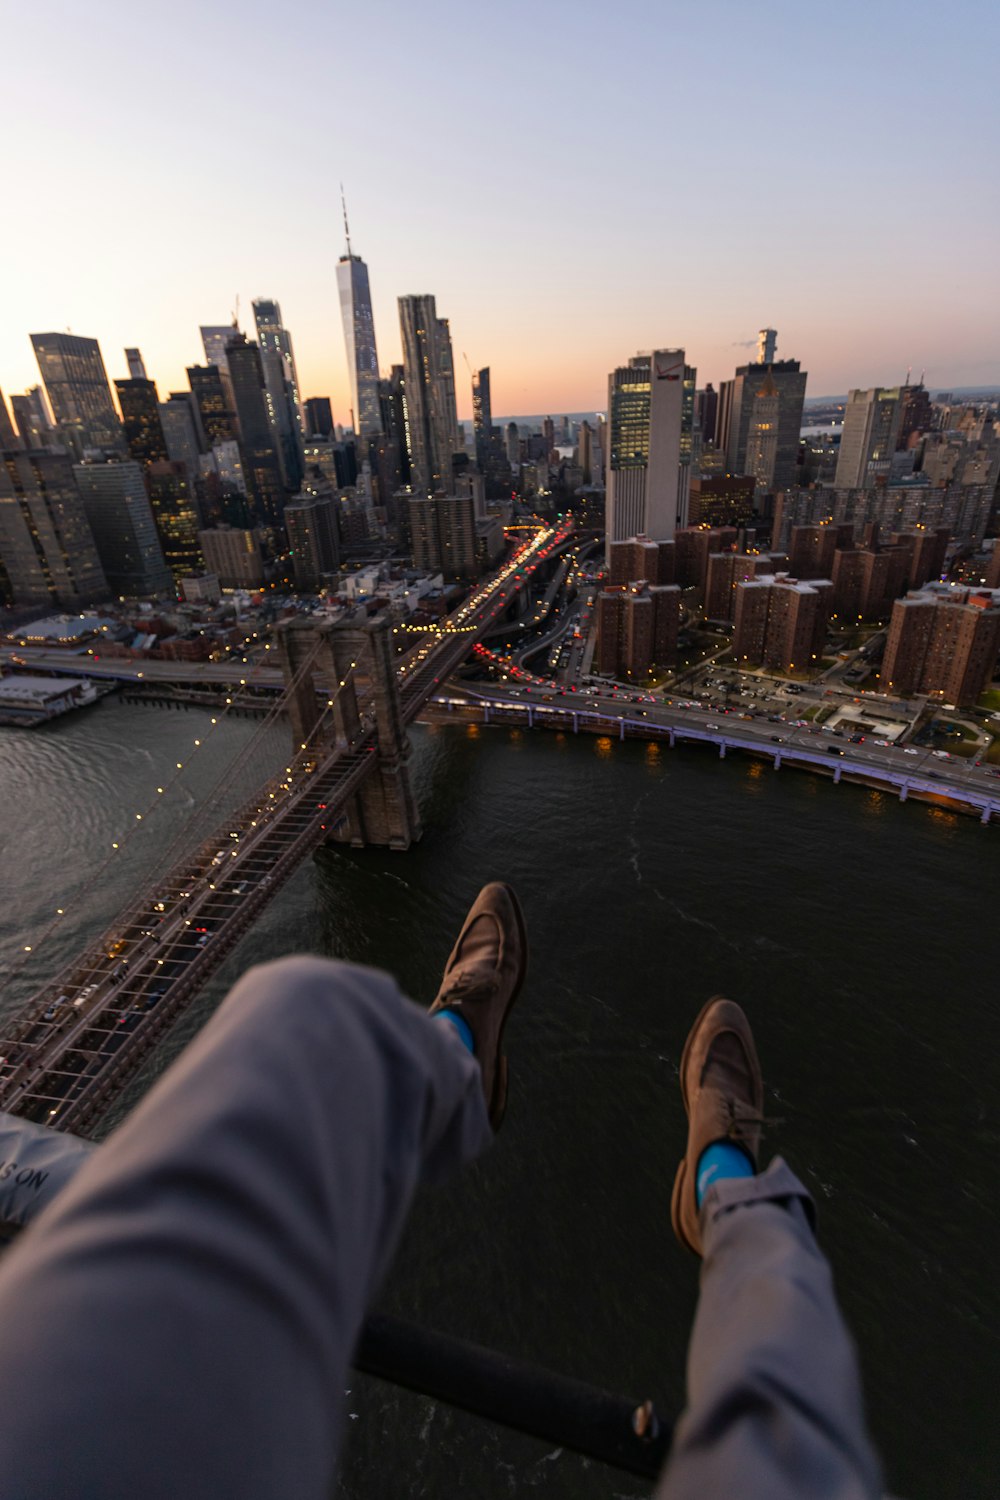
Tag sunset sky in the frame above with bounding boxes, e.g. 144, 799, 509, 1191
3, 0, 997, 424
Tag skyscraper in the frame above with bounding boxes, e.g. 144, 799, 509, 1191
725, 336, 806, 491
757, 328, 777, 365
200, 325, 239, 409
225, 334, 287, 527
605, 349, 695, 559
73, 459, 173, 597
285, 491, 340, 590
115, 373, 169, 472
0, 451, 107, 608
10, 388, 53, 451
336, 206, 382, 440
882, 589, 1000, 703
304, 397, 334, 439
160, 393, 204, 473
30, 333, 122, 456
834, 388, 905, 489
145, 462, 205, 584
187, 365, 239, 447
125, 348, 148, 380
398, 296, 460, 492
252, 298, 304, 491
0, 391, 21, 452
472, 367, 492, 471
744, 371, 781, 491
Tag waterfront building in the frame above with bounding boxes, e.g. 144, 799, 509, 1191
30, 332, 123, 457
605, 349, 695, 559
596, 582, 680, 677
285, 491, 340, 591
72, 459, 173, 597
398, 295, 460, 493
198, 526, 265, 588
145, 461, 204, 584
0, 450, 107, 608
881, 589, 1000, 703
834, 388, 905, 489
733, 574, 831, 673
337, 238, 383, 440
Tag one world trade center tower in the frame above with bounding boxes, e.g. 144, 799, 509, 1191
336, 195, 382, 440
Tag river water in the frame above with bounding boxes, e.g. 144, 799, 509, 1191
1, 698, 997, 1499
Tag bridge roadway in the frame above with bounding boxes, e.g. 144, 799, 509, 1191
434, 685, 1000, 821
0, 648, 285, 689
0, 521, 572, 1133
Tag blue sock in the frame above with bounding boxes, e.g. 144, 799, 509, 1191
435, 1009, 475, 1054
696, 1141, 755, 1207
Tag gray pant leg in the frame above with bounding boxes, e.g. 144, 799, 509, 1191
0, 955, 492, 1500
657, 1157, 882, 1500
0, 1110, 94, 1238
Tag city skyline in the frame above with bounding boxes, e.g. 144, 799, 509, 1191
3, 0, 997, 421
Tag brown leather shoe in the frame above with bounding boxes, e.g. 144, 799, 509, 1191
670, 997, 764, 1256
429, 883, 528, 1130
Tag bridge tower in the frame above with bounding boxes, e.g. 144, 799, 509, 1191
276, 614, 422, 850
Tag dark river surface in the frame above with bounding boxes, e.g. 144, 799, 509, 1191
1, 697, 997, 1498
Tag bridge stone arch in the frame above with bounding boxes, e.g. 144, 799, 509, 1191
276, 614, 421, 851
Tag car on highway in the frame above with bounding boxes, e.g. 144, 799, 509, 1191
902, 748, 919, 755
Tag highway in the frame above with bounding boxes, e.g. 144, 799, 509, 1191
0, 648, 284, 688
446, 681, 1000, 806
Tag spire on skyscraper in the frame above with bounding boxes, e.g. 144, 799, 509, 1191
340, 185, 352, 257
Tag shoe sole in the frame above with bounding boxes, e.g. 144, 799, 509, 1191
489, 883, 528, 1130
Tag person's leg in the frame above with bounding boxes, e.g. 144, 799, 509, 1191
658, 999, 881, 1500
0, 1108, 95, 1240
0, 913, 521, 1500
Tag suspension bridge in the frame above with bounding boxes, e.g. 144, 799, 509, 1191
0, 520, 573, 1134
